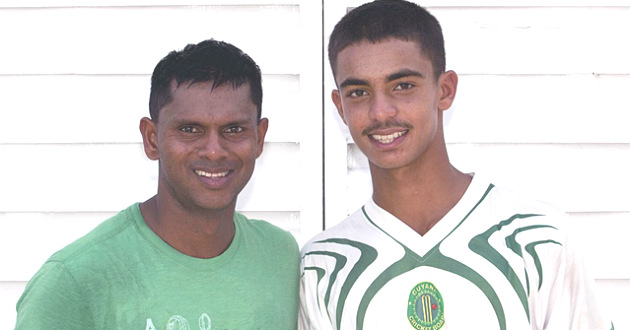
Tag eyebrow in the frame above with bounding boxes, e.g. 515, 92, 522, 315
339, 78, 368, 89
387, 69, 425, 82
338, 69, 425, 89
169, 114, 254, 127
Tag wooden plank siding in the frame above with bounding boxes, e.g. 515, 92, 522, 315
323, 1, 629, 329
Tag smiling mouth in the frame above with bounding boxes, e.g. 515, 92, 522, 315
370, 130, 407, 144
195, 169, 229, 178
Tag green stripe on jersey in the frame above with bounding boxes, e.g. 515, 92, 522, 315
314, 239, 377, 329
304, 183, 567, 330
469, 214, 544, 321
353, 184, 507, 329
305, 251, 347, 307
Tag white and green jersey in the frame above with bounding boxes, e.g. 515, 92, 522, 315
299, 174, 611, 330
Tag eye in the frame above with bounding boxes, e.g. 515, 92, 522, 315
224, 126, 244, 134
179, 126, 200, 133
347, 89, 368, 98
394, 82, 414, 91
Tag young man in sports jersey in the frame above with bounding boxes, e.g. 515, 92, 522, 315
15, 39, 299, 330
299, 1, 611, 329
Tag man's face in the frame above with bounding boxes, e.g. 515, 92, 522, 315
143, 81, 267, 213
332, 38, 456, 172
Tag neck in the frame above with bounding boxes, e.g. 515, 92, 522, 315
139, 195, 236, 259
370, 147, 471, 236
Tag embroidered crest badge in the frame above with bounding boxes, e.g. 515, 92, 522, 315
407, 282, 445, 330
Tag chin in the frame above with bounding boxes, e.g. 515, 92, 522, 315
367, 154, 410, 170
190, 196, 237, 213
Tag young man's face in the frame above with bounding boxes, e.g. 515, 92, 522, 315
332, 38, 456, 172
142, 81, 267, 213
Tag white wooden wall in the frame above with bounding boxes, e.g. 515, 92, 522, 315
323, 1, 630, 329
0, 1, 628, 329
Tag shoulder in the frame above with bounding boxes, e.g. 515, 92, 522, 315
16, 258, 94, 329
46, 203, 141, 265
234, 212, 295, 240
234, 212, 299, 251
466, 173, 566, 218
484, 181, 569, 227
16, 205, 141, 329
300, 207, 370, 255
470, 177, 572, 252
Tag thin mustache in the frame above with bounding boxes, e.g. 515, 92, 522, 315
362, 121, 413, 136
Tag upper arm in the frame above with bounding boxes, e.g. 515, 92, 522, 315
15, 261, 93, 330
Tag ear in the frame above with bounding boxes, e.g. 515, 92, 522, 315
331, 89, 348, 125
255, 117, 269, 158
139, 117, 159, 161
437, 70, 458, 111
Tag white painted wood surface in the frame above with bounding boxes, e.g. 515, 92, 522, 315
0, 1, 628, 329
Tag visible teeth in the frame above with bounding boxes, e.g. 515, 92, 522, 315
371, 131, 405, 144
195, 170, 228, 178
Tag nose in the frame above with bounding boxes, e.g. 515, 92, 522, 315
369, 92, 397, 121
198, 131, 228, 160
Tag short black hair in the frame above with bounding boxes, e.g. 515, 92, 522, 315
149, 39, 263, 121
329, 0, 446, 81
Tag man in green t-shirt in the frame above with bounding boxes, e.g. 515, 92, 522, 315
15, 39, 299, 330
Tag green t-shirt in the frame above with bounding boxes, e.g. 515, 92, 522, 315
15, 204, 300, 330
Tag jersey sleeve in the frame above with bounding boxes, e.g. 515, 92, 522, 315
15, 261, 94, 330
299, 251, 335, 330
533, 233, 613, 330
